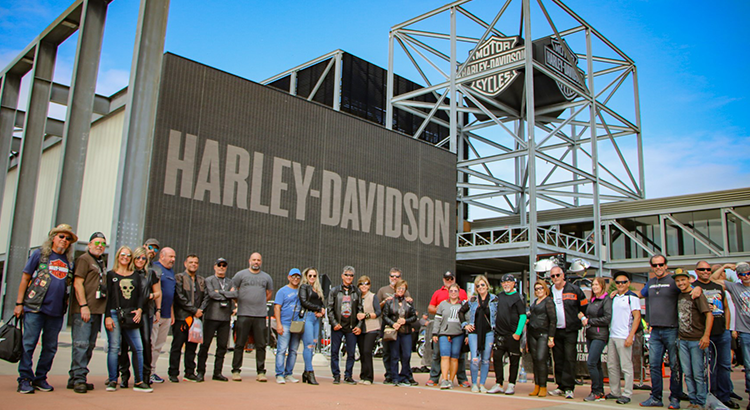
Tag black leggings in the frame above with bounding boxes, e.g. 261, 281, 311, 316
528, 330, 550, 386
493, 334, 521, 384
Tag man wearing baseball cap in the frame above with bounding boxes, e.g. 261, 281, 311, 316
14, 224, 78, 394
426, 271, 469, 387
488, 274, 527, 395
196, 258, 237, 381
273, 268, 303, 384
143, 238, 160, 261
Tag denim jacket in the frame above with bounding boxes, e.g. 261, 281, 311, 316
461, 293, 497, 329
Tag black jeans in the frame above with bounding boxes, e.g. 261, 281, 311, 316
382, 332, 392, 379
119, 314, 152, 383
197, 319, 230, 376
587, 339, 607, 394
358, 331, 378, 382
231, 316, 267, 374
528, 330, 550, 386
168, 319, 198, 377
493, 334, 521, 384
331, 329, 357, 378
553, 329, 579, 391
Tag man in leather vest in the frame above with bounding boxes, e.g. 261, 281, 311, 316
327, 265, 363, 385
168, 254, 205, 383
196, 258, 237, 381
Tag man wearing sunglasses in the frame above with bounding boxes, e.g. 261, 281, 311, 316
376, 268, 412, 384
144, 238, 160, 262
14, 224, 78, 394
711, 262, 750, 404
693, 261, 738, 408
196, 258, 237, 382
327, 265, 363, 384
606, 271, 642, 404
426, 271, 469, 388
548, 265, 587, 399
66, 232, 108, 394
640, 254, 692, 408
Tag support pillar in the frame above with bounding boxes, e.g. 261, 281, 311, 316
54, 0, 109, 229
3, 42, 58, 317
112, 0, 169, 252
523, 0, 538, 294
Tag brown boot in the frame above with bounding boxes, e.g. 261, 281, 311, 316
530, 385, 540, 396
538, 386, 547, 397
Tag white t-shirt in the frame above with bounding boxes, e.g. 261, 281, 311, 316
726, 292, 737, 331
552, 286, 566, 329
610, 292, 641, 339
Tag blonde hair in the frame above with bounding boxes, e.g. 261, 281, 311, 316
302, 267, 324, 299
474, 275, 489, 289
113, 246, 134, 273
132, 247, 149, 270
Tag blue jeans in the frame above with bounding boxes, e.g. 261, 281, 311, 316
648, 327, 683, 401
106, 310, 144, 383
68, 313, 102, 385
679, 339, 708, 406
302, 312, 320, 371
330, 329, 357, 378
737, 332, 750, 393
390, 333, 413, 383
439, 334, 465, 359
587, 339, 607, 394
468, 332, 493, 386
275, 324, 301, 377
708, 329, 732, 402
18, 312, 64, 383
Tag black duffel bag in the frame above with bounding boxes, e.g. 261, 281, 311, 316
0, 316, 23, 363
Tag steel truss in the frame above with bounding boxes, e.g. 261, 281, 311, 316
387, 0, 643, 281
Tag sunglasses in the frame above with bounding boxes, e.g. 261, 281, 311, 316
343, 274, 354, 277
359, 282, 370, 286
217, 263, 227, 268
738, 272, 750, 277
534, 287, 544, 291
615, 280, 629, 285
57, 234, 72, 241
307, 274, 317, 278
120, 252, 132, 257
550, 274, 561, 278
147, 245, 159, 250
135, 256, 147, 261
92, 240, 106, 247
449, 289, 459, 293
390, 275, 401, 278
696, 268, 711, 272
444, 277, 455, 281
477, 283, 487, 288
651, 263, 665, 267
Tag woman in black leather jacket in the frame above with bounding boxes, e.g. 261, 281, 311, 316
382, 280, 418, 387
582, 277, 612, 401
527, 280, 556, 397
298, 267, 325, 385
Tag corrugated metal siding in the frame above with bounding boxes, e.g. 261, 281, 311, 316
0, 169, 19, 251
77, 110, 125, 241
30, 144, 62, 245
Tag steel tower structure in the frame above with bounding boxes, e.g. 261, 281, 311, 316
386, 0, 644, 285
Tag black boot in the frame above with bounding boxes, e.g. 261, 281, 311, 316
302, 372, 309, 383
306, 371, 319, 385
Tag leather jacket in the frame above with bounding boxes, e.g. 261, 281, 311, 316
382, 296, 417, 333
298, 284, 325, 313
585, 293, 612, 341
173, 271, 206, 321
326, 284, 363, 331
200, 275, 238, 322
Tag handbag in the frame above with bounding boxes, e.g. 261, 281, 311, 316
383, 326, 397, 342
188, 318, 203, 344
114, 275, 141, 329
290, 299, 305, 334
0, 316, 23, 363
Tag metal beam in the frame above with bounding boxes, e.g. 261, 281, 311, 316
3, 41, 58, 317
55, 0, 109, 230
112, 0, 169, 252
0, 74, 21, 214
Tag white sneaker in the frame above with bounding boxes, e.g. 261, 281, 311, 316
479, 385, 488, 393
440, 380, 452, 389
471, 384, 479, 393
549, 388, 564, 396
276, 376, 286, 384
231, 371, 242, 381
487, 384, 505, 394
505, 383, 515, 395
284, 375, 299, 383
565, 390, 574, 399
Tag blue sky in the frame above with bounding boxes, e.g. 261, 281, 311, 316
1, 0, 749, 201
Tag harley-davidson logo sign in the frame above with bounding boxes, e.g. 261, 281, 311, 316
459, 36, 524, 97
544, 38, 587, 100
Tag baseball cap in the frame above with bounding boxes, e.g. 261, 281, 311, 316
144, 238, 160, 247
288, 268, 301, 276
737, 263, 750, 275
215, 257, 227, 266
501, 273, 516, 283
612, 271, 632, 282
89, 232, 106, 242
443, 271, 455, 279
672, 268, 690, 280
